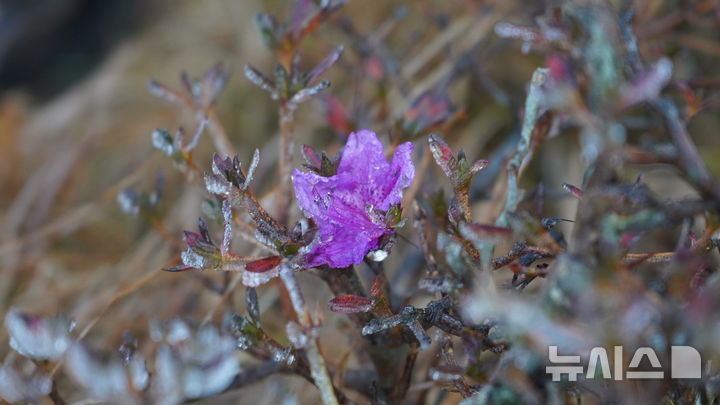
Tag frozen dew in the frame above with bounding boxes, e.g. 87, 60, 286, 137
286, 321, 309, 348
151, 320, 240, 403
418, 276, 453, 293
5, 308, 73, 361
166, 319, 192, 344
366, 249, 388, 262
204, 173, 233, 196
66, 344, 143, 405
0, 363, 52, 404
151, 129, 175, 156
180, 248, 206, 269
116, 189, 140, 215
269, 346, 295, 365
242, 265, 280, 287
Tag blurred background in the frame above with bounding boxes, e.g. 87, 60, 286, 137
1, 0, 719, 403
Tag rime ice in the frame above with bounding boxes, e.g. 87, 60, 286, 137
292, 130, 414, 268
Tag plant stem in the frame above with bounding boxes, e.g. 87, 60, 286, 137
279, 265, 339, 405
454, 187, 472, 222
277, 102, 295, 225
204, 108, 236, 157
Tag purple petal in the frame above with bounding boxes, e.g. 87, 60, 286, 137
292, 169, 330, 219
292, 130, 416, 268
337, 130, 387, 176
305, 219, 386, 268
376, 141, 415, 210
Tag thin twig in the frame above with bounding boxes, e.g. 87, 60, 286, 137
279, 265, 339, 405
276, 102, 295, 225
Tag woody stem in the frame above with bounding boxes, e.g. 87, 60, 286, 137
279, 265, 339, 405
276, 101, 295, 226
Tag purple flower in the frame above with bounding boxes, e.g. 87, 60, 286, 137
292, 130, 415, 268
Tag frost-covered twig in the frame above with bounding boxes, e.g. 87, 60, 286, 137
279, 265, 339, 405
276, 101, 295, 225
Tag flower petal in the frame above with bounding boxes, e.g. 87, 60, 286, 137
376, 141, 415, 210
292, 130, 416, 269
337, 130, 388, 176
305, 219, 385, 268
292, 168, 330, 219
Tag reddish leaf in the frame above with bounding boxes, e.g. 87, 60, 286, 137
245, 256, 282, 272
301, 144, 322, 168
428, 134, 457, 179
676, 82, 701, 118
328, 295, 373, 314
545, 53, 569, 82
405, 91, 451, 133
365, 56, 384, 80
469, 159, 489, 175
562, 183, 584, 199
321, 95, 351, 135
619, 232, 638, 249
183, 231, 204, 248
